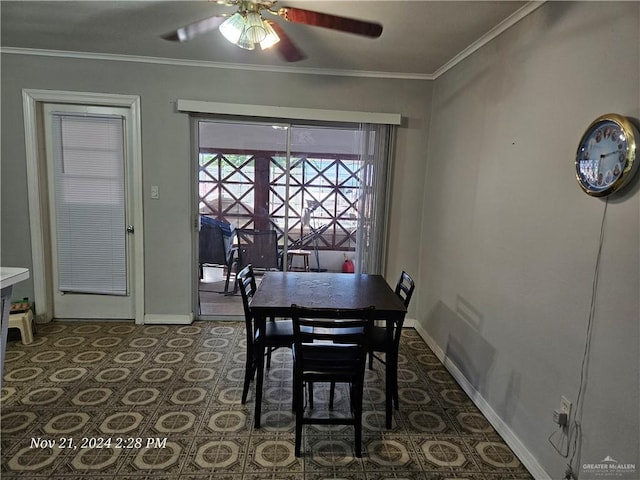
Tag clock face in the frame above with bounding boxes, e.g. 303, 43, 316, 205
576, 114, 638, 196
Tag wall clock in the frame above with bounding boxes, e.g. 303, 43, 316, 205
575, 113, 639, 197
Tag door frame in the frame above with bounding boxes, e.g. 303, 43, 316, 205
22, 89, 145, 324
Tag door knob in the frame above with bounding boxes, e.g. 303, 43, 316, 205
126, 226, 135, 234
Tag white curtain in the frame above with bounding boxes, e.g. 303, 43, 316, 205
51, 113, 128, 295
355, 123, 395, 274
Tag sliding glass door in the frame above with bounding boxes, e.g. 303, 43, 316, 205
195, 118, 392, 316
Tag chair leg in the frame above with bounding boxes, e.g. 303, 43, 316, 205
265, 317, 277, 370
294, 377, 304, 457
354, 382, 364, 458
392, 365, 399, 410
290, 362, 296, 412
224, 267, 231, 293
224, 259, 236, 294
390, 352, 400, 409
329, 382, 336, 409
291, 382, 296, 412
266, 347, 272, 369
242, 359, 256, 404
355, 417, 362, 457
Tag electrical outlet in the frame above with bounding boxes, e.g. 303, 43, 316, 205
560, 396, 572, 420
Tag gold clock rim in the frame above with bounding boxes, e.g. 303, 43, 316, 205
575, 113, 639, 197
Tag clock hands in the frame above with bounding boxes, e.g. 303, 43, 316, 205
592, 151, 617, 185
592, 151, 623, 185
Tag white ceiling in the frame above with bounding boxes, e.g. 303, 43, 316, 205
1, 1, 539, 79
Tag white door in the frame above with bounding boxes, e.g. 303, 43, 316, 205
43, 104, 136, 319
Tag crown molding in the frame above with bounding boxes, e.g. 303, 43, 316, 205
433, 1, 546, 78
0, 46, 434, 81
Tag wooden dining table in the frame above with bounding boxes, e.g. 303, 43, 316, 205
249, 271, 407, 429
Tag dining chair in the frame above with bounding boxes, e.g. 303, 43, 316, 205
290, 304, 375, 458
368, 270, 415, 409
238, 264, 296, 404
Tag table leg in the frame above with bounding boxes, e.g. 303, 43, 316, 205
254, 313, 266, 429
1, 286, 14, 388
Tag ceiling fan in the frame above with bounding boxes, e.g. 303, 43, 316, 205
163, 0, 383, 62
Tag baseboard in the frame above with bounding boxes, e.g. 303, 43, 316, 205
143, 313, 193, 325
412, 322, 550, 480
403, 318, 417, 328
197, 315, 243, 321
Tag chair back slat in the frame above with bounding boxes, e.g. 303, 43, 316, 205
291, 305, 374, 376
395, 271, 415, 308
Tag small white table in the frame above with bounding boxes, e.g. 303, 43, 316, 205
1, 267, 30, 385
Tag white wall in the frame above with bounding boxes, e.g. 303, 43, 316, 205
0, 54, 430, 319
420, 2, 639, 477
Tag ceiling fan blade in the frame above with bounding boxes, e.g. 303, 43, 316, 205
163, 15, 227, 42
268, 20, 306, 62
277, 7, 382, 38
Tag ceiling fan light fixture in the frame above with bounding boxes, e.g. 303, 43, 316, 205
260, 20, 280, 49
167, 3, 382, 63
219, 12, 245, 44
244, 11, 267, 43
236, 28, 256, 50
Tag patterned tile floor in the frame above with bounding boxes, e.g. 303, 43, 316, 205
0, 321, 533, 479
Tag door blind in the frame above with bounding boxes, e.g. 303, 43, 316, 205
51, 113, 128, 295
